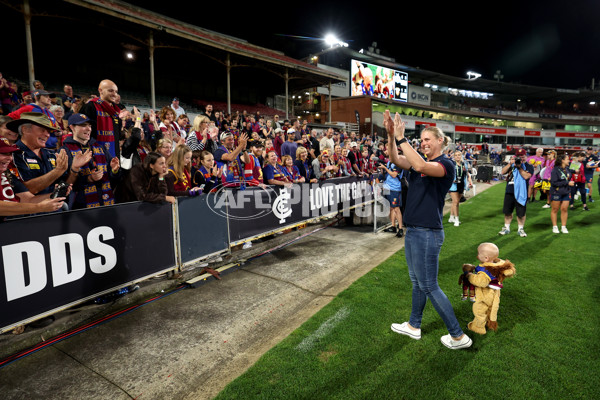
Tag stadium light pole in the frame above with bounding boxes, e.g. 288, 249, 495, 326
226, 54, 231, 115
23, 0, 36, 89
148, 31, 156, 110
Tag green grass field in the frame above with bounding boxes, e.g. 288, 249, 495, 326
215, 183, 600, 400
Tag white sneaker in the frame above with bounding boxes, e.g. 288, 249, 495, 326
441, 334, 472, 350
498, 227, 510, 235
542, 204, 551, 209
391, 322, 421, 340
449, 215, 455, 223
518, 229, 527, 237
561, 226, 569, 234
454, 219, 460, 227
552, 226, 559, 234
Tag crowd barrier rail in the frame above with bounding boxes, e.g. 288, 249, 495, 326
0, 176, 374, 333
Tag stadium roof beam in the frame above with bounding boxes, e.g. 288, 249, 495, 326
60, 0, 346, 117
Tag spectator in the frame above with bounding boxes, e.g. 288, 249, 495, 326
117, 151, 175, 204
214, 131, 249, 186
49, 104, 68, 147
263, 150, 292, 187
0, 138, 68, 218
120, 106, 152, 170
8, 112, 90, 195
378, 157, 403, 237
540, 150, 556, 209
157, 106, 185, 147
583, 147, 598, 203
273, 114, 282, 129
0, 115, 17, 144
8, 89, 59, 149
203, 104, 217, 123
262, 119, 274, 138
498, 149, 533, 237
246, 140, 265, 184
347, 142, 364, 176
79, 79, 124, 158
156, 138, 173, 160
281, 155, 304, 183
360, 147, 376, 175
550, 153, 575, 233
280, 132, 298, 158
309, 129, 320, 159
170, 97, 185, 118
0, 73, 16, 115
187, 114, 215, 153
384, 111, 471, 350
273, 128, 285, 157
63, 94, 83, 122
294, 146, 317, 183
61, 113, 121, 209
448, 151, 473, 226
314, 149, 338, 180
319, 127, 335, 152
526, 147, 544, 202
340, 147, 354, 176
569, 152, 589, 211
61, 84, 76, 113
165, 144, 201, 197
175, 114, 189, 139
192, 150, 222, 193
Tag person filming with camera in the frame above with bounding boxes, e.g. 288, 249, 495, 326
498, 149, 533, 237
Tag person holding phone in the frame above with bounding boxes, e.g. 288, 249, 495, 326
0, 138, 69, 219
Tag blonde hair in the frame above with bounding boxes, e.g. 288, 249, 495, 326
192, 114, 210, 132
422, 126, 451, 149
296, 146, 308, 160
168, 144, 192, 180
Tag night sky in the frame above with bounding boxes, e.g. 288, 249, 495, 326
130, 0, 598, 90
3, 0, 599, 91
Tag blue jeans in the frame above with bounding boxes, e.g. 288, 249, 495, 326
404, 226, 464, 337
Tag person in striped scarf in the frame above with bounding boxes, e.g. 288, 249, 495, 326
79, 80, 125, 159
61, 113, 121, 209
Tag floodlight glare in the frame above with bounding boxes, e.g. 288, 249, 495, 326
324, 34, 338, 47
466, 71, 481, 80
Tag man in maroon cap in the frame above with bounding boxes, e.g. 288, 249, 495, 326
0, 138, 67, 218
498, 148, 533, 237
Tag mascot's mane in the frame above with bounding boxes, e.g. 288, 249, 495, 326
481, 259, 516, 282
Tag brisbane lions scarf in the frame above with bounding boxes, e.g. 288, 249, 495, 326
64, 140, 115, 208
92, 98, 120, 158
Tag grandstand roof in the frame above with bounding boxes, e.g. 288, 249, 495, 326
63, 0, 346, 89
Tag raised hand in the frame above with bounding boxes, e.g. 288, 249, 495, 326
393, 112, 405, 140
110, 157, 120, 172
72, 149, 92, 169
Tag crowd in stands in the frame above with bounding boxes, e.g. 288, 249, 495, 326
0, 77, 397, 223
2, 76, 597, 228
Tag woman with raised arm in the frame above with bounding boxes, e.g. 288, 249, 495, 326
384, 110, 472, 350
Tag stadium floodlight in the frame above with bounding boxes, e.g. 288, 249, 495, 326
324, 34, 338, 47
466, 71, 481, 80
324, 33, 348, 48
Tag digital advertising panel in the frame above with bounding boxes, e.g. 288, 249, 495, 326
351, 59, 408, 102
